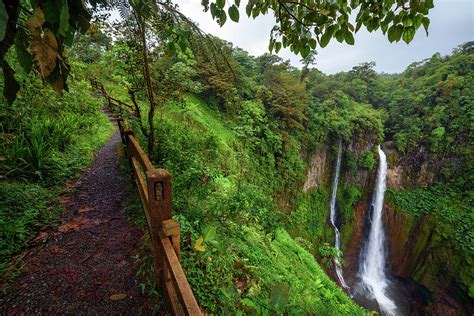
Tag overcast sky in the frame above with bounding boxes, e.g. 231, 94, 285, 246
177, 0, 473, 74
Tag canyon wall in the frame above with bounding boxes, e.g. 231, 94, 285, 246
303, 140, 473, 314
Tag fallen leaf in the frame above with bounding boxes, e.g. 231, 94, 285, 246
194, 237, 205, 252
110, 293, 127, 301
33, 231, 49, 243
49, 246, 63, 255
78, 206, 95, 213
58, 217, 87, 233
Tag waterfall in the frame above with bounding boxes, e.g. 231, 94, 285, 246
329, 139, 349, 289
358, 145, 396, 315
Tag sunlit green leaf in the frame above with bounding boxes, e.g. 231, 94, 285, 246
402, 26, 415, 44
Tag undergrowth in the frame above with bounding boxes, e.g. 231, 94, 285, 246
111, 88, 364, 313
0, 71, 114, 280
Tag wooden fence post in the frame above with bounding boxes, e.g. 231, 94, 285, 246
146, 169, 172, 229
117, 117, 126, 145
163, 219, 181, 261
146, 169, 172, 288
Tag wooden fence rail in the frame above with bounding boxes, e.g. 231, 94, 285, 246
90, 79, 201, 315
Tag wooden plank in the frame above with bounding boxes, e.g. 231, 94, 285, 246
159, 231, 201, 316
108, 97, 133, 110
163, 265, 183, 315
131, 156, 149, 208
127, 135, 155, 172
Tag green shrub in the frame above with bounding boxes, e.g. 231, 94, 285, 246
0, 182, 59, 275
359, 150, 375, 170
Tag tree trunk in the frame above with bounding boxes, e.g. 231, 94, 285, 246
137, 17, 157, 160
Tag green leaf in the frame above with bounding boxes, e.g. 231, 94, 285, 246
2, 61, 20, 105
422, 17, 430, 35
320, 29, 332, 48
167, 41, 176, 54
44, 0, 60, 29
275, 41, 282, 53
210, 2, 217, 18
402, 26, 415, 44
252, 7, 259, 18
355, 20, 362, 32
301, 45, 310, 58
309, 38, 316, 49
14, 30, 33, 73
245, 4, 251, 16
335, 29, 345, 42
0, 0, 7, 41
228, 5, 239, 22
234, 0, 240, 6
387, 25, 397, 42
344, 29, 354, 45
58, 0, 70, 36
216, 0, 225, 9
203, 226, 217, 241
218, 9, 227, 26
388, 24, 403, 42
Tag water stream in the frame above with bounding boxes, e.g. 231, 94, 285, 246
356, 145, 400, 315
329, 139, 349, 289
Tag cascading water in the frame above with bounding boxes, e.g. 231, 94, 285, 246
357, 145, 397, 315
329, 140, 349, 289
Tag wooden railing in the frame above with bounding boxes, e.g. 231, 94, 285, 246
90, 79, 201, 315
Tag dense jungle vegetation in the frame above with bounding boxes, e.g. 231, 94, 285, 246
1, 0, 472, 314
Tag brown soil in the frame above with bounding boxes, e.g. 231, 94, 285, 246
1, 114, 153, 315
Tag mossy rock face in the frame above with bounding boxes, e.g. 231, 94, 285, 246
339, 219, 355, 253
384, 185, 474, 311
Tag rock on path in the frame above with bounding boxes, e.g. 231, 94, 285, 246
1, 114, 153, 315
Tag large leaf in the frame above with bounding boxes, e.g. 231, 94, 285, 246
44, 0, 60, 30
26, 8, 45, 31
344, 29, 355, 45
31, 30, 58, 78
58, 0, 70, 36
14, 30, 33, 73
0, 0, 7, 41
320, 29, 332, 48
228, 5, 239, 22
2, 61, 20, 105
203, 226, 216, 241
402, 26, 415, 44
300, 45, 310, 58
388, 24, 403, 42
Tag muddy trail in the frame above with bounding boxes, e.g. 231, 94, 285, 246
1, 112, 154, 315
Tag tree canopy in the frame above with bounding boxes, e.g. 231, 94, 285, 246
1, 0, 434, 104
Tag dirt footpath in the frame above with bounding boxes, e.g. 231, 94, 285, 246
1, 118, 153, 315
